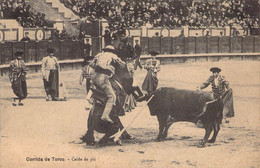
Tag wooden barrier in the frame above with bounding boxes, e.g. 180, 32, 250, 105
185, 37, 196, 54
219, 36, 230, 53
0, 36, 259, 67
255, 36, 260, 52
2, 42, 13, 64
243, 36, 254, 53
140, 37, 149, 55
172, 37, 184, 54
25, 41, 37, 62
148, 37, 161, 54
207, 36, 219, 53
161, 37, 172, 54
92, 37, 101, 56
0, 42, 2, 65
231, 36, 242, 53
127, 37, 133, 47
196, 36, 207, 54
36, 41, 48, 62
48, 40, 61, 60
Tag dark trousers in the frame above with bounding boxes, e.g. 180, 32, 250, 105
43, 70, 59, 98
134, 57, 142, 70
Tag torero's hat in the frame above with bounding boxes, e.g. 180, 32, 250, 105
102, 45, 115, 51
149, 51, 159, 56
46, 48, 55, 54
14, 51, 24, 57
210, 67, 221, 73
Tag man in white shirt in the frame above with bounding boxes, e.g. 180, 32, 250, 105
91, 45, 125, 123
41, 48, 59, 101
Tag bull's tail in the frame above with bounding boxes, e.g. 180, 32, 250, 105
197, 99, 218, 118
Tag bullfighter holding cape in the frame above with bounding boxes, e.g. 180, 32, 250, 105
198, 67, 235, 121
9, 51, 28, 106
141, 51, 160, 98
41, 48, 67, 101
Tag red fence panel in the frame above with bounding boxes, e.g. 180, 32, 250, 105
148, 37, 161, 54
24, 41, 37, 62
161, 37, 172, 54
140, 37, 149, 55
219, 36, 230, 53
230, 36, 242, 53
172, 37, 184, 54
254, 36, 260, 52
242, 36, 254, 53
185, 37, 196, 54
2, 42, 13, 64
207, 36, 219, 53
195, 36, 207, 54
36, 40, 48, 62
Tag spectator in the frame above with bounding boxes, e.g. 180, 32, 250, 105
103, 30, 112, 46
205, 31, 210, 36
2, 0, 259, 37
133, 39, 142, 70
60, 29, 70, 39
83, 38, 92, 66
20, 32, 31, 41
1, 0, 53, 28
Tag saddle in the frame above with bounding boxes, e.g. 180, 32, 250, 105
90, 76, 127, 116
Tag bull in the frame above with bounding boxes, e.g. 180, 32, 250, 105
147, 87, 224, 147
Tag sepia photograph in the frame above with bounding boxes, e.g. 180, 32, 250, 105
0, 0, 260, 167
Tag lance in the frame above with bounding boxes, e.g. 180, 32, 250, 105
110, 94, 154, 142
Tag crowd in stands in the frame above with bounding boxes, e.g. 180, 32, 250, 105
1, 0, 53, 28
60, 0, 259, 36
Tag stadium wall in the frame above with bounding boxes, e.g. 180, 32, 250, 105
0, 36, 260, 76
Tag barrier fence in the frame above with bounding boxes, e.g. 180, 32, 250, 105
0, 36, 260, 65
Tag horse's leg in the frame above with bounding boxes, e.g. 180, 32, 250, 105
85, 108, 95, 146
99, 124, 120, 145
118, 119, 135, 140
98, 134, 110, 145
85, 130, 95, 146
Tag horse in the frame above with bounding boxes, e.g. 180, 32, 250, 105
82, 58, 143, 146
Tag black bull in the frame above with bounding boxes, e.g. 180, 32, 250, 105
84, 61, 142, 145
148, 87, 224, 146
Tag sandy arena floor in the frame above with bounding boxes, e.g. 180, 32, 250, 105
0, 60, 259, 168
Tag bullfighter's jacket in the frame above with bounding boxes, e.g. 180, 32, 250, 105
9, 59, 28, 83
200, 75, 229, 96
144, 58, 160, 75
